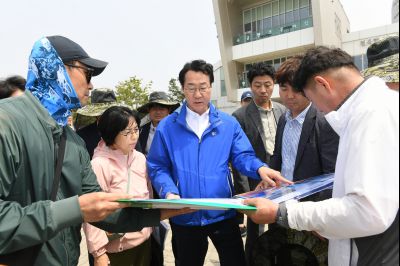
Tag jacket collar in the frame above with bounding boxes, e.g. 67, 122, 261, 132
246, 101, 267, 143
93, 139, 136, 168
294, 104, 317, 170
174, 101, 221, 130
24, 90, 63, 138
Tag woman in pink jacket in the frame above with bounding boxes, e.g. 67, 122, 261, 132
83, 106, 153, 266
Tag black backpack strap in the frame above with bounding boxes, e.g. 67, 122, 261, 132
50, 129, 67, 201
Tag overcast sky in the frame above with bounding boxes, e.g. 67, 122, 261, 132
0, 0, 396, 91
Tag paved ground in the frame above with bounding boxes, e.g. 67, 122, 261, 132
78, 222, 223, 266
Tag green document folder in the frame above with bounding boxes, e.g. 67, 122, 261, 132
117, 198, 257, 211
117, 174, 334, 211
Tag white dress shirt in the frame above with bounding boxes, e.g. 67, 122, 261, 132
186, 107, 210, 140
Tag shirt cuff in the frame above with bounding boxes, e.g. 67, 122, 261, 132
92, 246, 107, 258
50, 196, 83, 230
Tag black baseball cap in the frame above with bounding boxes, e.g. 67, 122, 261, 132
47, 35, 108, 76
241, 91, 253, 101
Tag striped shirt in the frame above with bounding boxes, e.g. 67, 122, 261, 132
281, 104, 312, 181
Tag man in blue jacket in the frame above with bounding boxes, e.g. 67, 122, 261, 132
147, 60, 290, 266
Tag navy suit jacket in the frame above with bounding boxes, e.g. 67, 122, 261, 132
270, 105, 339, 199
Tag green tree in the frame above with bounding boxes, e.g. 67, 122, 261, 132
167, 78, 185, 103
115, 76, 152, 109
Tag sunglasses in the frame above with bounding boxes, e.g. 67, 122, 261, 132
65, 63, 94, 83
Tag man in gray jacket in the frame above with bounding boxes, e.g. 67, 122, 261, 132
232, 62, 286, 264
0, 35, 185, 266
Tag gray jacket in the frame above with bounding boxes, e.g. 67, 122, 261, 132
232, 100, 286, 191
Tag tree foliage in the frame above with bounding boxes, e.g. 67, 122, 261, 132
115, 76, 152, 109
167, 78, 185, 103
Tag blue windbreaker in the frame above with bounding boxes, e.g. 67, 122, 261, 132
147, 103, 265, 226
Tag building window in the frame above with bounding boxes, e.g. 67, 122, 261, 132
362, 54, 368, 69
353, 54, 370, 71
236, 0, 313, 45
239, 56, 294, 88
286, 0, 293, 11
353, 55, 363, 71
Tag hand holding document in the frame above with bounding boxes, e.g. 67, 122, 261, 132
117, 174, 334, 211
235, 173, 334, 204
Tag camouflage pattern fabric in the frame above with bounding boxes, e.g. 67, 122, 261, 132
252, 226, 328, 266
77, 102, 128, 117
362, 54, 399, 83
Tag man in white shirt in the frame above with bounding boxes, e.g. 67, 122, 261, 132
244, 46, 399, 265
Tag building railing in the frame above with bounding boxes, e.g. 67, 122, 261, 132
233, 17, 313, 46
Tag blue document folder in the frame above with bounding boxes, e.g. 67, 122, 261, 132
234, 173, 334, 203
118, 174, 334, 210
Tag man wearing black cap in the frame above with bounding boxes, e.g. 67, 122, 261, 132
0, 35, 187, 266
240, 90, 253, 107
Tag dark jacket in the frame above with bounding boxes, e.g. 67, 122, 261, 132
269, 105, 339, 181
139, 122, 151, 155
77, 122, 100, 159
232, 100, 286, 191
0, 92, 160, 266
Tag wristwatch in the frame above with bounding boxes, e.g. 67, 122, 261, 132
275, 202, 290, 228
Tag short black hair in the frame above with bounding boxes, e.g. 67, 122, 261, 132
98, 106, 140, 146
293, 46, 358, 92
0, 75, 26, 99
178, 60, 214, 86
247, 62, 275, 85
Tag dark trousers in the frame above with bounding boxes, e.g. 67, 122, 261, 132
171, 218, 246, 266
245, 219, 265, 266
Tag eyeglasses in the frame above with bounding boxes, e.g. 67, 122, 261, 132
185, 86, 210, 94
65, 63, 94, 83
120, 128, 140, 137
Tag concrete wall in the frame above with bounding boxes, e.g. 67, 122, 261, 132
213, 0, 241, 102
312, 0, 350, 47
342, 23, 399, 56
232, 27, 314, 61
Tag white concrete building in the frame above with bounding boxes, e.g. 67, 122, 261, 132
211, 0, 399, 113
393, 0, 399, 23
